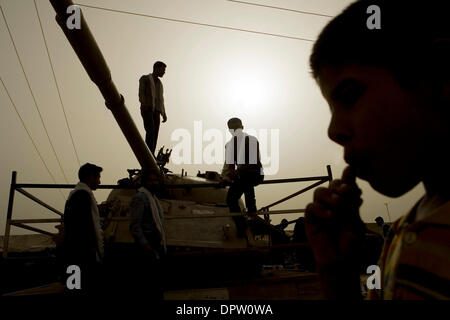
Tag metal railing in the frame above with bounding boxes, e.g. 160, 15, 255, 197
2, 165, 332, 258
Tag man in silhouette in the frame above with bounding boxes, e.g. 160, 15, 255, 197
63, 163, 104, 294
221, 118, 264, 215
129, 169, 166, 298
139, 61, 168, 154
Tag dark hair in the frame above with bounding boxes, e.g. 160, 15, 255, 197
310, 0, 450, 85
227, 117, 243, 130
78, 163, 102, 183
375, 216, 384, 223
153, 61, 167, 70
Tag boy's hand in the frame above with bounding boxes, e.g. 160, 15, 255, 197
304, 166, 365, 298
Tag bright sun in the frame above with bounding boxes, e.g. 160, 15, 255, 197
227, 74, 270, 109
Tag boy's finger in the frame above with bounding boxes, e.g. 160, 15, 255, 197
313, 187, 342, 207
305, 202, 333, 220
341, 166, 356, 184
336, 166, 361, 197
336, 183, 362, 197
329, 179, 344, 191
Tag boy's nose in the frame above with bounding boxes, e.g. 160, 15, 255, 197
328, 114, 352, 146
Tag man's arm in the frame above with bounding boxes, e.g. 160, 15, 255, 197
221, 141, 236, 182
160, 82, 167, 122
129, 194, 149, 247
221, 163, 235, 183
139, 76, 152, 109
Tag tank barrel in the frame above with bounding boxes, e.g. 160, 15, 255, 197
49, 0, 160, 174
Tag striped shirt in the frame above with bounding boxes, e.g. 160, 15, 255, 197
368, 200, 450, 299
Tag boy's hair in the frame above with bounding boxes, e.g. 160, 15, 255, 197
153, 61, 167, 70
309, 0, 450, 85
78, 163, 102, 183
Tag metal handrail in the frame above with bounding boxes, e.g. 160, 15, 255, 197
2, 165, 332, 258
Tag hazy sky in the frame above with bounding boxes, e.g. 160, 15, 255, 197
0, 0, 424, 235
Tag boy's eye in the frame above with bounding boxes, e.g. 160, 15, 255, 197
333, 80, 366, 107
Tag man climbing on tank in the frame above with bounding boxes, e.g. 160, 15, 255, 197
221, 118, 264, 219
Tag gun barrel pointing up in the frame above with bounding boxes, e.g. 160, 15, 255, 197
49, 0, 160, 175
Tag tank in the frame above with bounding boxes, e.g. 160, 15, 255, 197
48, 0, 287, 290
104, 171, 255, 249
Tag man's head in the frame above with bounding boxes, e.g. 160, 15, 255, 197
78, 163, 102, 190
153, 61, 167, 78
375, 216, 384, 227
310, 0, 450, 197
227, 117, 244, 135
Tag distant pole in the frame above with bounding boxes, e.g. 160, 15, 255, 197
384, 203, 392, 222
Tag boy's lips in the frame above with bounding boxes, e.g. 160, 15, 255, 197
344, 153, 368, 179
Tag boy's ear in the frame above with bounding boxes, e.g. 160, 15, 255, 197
430, 38, 450, 102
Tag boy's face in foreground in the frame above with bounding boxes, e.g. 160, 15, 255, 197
318, 65, 432, 197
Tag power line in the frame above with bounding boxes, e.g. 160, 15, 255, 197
33, 0, 81, 167
0, 5, 70, 184
1, 77, 67, 202
75, 3, 315, 42
226, 0, 334, 18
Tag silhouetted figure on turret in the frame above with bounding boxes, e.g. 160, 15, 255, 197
139, 61, 168, 154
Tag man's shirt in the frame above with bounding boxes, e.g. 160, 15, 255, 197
129, 190, 165, 254
138, 74, 166, 116
221, 129, 263, 181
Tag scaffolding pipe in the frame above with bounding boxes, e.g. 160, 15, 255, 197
16, 188, 63, 216
9, 222, 55, 237
2, 171, 16, 258
260, 179, 328, 211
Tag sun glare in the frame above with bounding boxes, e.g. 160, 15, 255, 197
226, 74, 271, 110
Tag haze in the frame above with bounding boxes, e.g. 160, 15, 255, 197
0, 0, 424, 235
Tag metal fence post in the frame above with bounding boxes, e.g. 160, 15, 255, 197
326, 165, 333, 184
2, 171, 17, 258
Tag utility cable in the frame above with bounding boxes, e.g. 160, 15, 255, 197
1, 5, 70, 184
1, 76, 67, 201
33, 0, 81, 167
75, 3, 315, 42
226, 0, 334, 18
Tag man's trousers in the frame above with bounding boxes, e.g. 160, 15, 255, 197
141, 107, 161, 154
226, 171, 264, 213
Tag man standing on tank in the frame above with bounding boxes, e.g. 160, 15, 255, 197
139, 61, 168, 155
